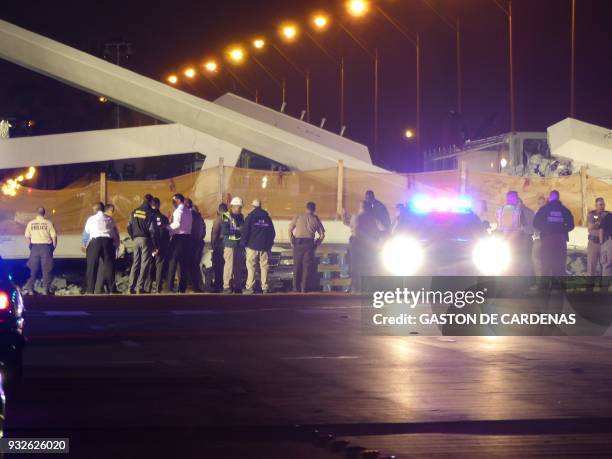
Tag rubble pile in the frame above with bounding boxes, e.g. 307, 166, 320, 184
567, 251, 587, 276
508, 154, 575, 177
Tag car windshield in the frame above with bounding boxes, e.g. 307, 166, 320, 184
397, 210, 485, 241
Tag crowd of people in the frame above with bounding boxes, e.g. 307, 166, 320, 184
18, 188, 611, 296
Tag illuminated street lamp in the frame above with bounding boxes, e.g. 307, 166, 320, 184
167, 74, 178, 85
184, 67, 196, 78
404, 129, 415, 139
227, 46, 246, 64
204, 60, 218, 73
346, 0, 369, 18
253, 38, 265, 49
279, 23, 299, 42
312, 14, 329, 31
98, 96, 108, 103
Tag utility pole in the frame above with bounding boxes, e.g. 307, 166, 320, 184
104, 40, 132, 129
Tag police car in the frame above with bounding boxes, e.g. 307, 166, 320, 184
382, 195, 512, 276
0, 257, 25, 385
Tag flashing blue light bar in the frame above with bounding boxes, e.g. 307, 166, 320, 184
409, 194, 472, 214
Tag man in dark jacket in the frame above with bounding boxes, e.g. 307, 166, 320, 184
210, 203, 228, 292
365, 190, 391, 235
533, 190, 575, 276
127, 194, 158, 294
150, 197, 170, 293
185, 198, 205, 292
241, 199, 276, 293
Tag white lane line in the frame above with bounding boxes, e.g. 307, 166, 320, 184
281, 356, 361, 360
170, 310, 221, 316
44, 311, 91, 317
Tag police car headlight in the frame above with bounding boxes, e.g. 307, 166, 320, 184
472, 236, 512, 275
381, 236, 424, 276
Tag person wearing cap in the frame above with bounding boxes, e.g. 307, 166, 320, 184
164, 193, 193, 293
210, 203, 228, 292
185, 198, 206, 292
288, 201, 325, 292
23, 207, 57, 295
241, 199, 276, 294
221, 197, 245, 293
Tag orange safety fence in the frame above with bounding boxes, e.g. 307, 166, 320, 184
0, 181, 100, 236
2, 166, 612, 236
466, 171, 584, 225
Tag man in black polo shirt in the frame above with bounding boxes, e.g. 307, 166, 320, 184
599, 210, 612, 276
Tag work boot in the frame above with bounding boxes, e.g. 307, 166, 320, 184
243, 289, 254, 295
222, 288, 233, 294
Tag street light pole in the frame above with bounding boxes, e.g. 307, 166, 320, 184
270, 42, 310, 121
493, 0, 515, 132
456, 18, 462, 114
252, 54, 286, 105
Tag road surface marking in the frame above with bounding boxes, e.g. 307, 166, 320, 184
44, 311, 91, 317
281, 356, 360, 360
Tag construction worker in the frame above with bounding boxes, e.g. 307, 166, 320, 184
221, 197, 245, 294
150, 197, 169, 293
165, 193, 192, 293
587, 197, 607, 276
23, 207, 57, 295
185, 198, 205, 292
84, 202, 120, 294
496, 191, 533, 274
127, 194, 157, 294
241, 199, 276, 294
531, 196, 547, 276
288, 201, 325, 292
533, 190, 575, 276
210, 203, 228, 292
364, 190, 391, 235
599, 209, 612, 276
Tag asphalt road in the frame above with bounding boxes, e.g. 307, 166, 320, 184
5, 294, 612, 458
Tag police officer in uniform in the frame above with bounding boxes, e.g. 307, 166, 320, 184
587, 197, 607, 276
23, 207, 57, 295
185, 198, 206, 292
127, 194, 158, 294
533, 190, 575, 276
288, 201, 325, 292
150, 197, 170, 293
221, 197, 245, 293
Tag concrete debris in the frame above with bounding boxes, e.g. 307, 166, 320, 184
508, 154, 575, 177
567, 251, 587, 276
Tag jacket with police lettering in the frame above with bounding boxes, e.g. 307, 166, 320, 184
220, 211, 244, 249
127, 204, 158, 242
152, 209, 170, 252
241, 207, 276, 251
533, 200, 575, 241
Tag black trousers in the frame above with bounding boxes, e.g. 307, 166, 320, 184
86, 237, 115, 294
153, 247, 168, 293
25, 244, 54, 293
165, 234, 191, 293
190, 239, 205, 292
212, 243, 225, 292
293, 238, 316, 292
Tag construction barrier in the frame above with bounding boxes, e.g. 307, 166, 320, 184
2, 164, 611, 236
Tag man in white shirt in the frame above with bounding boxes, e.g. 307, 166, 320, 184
164, 194, 193, 293
83, 202, 120, 294
23, 207, 57, 295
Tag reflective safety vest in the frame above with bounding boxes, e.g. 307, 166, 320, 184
222, 211, 243, 247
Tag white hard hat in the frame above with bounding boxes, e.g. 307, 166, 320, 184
230, 197, 243, 207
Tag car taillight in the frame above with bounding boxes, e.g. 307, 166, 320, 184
0, 291, 9, 310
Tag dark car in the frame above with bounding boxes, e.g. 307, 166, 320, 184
383, 196, 512, 276
0, 257, 25, 385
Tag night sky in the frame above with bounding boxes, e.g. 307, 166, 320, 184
1, 0, 611, 172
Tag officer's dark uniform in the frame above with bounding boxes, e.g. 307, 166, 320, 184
127, 202, 158, 293
189, 209, 206, 292
151, 209, 170, 293
533, 199, 575, 276
600, 213, 612, 276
